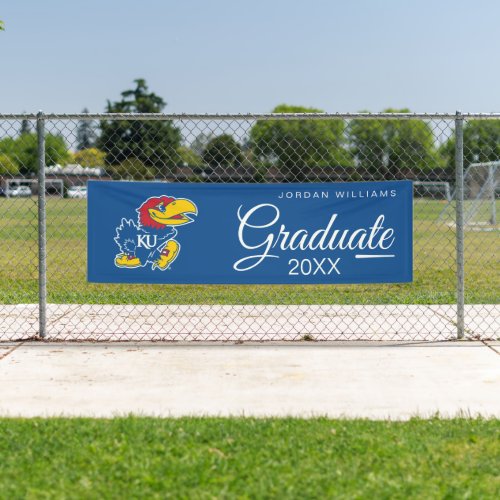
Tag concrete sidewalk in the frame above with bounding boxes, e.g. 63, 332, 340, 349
0, 342, 499, 419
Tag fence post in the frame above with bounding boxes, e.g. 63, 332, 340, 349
37, 111, 47, 338
455, 111, 465, 340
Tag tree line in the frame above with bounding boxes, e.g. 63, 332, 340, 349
2, 79, 500, 180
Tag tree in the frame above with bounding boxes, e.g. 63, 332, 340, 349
202, 134, 243, 169
177, 146, 203, 167
45, 135, 72, 168
73, 147, 106, 167
350, 109, 439, 177
349, 116, 385, 174
0, 133, 71, 174
106, 158, 155, 181
249, 104, 350, 181
76, 108, 97, 150
0, 153, 19, 176
191, 132, 214, 156
97, 79, 181, 177
440, 120, 500, 171
0, 20, 4, 31
20, 117, 31, 135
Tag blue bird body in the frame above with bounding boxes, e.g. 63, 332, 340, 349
114, 219, 177, 268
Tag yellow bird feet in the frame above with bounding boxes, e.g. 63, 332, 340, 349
115, 254, 142, 268
155, 240, 179, 270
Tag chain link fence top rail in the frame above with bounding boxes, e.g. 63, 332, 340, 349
0, 112, 498, 341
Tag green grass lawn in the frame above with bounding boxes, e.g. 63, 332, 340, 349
0, 417, 498, 498
0, 197, 498, 305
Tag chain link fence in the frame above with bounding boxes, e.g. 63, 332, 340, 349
0, 112, 498, 341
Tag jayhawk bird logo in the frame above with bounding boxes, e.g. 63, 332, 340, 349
114, 196, 198, 271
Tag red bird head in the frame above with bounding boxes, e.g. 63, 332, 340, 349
137, 196, 197, 230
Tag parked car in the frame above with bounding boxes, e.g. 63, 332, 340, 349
7, 185, 32, 197
67, 186, 87, 199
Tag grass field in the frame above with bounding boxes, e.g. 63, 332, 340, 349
0, 417, 498, 498
0, 198, 498, 305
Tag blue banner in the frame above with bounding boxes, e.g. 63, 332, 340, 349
87, 181, 413, 284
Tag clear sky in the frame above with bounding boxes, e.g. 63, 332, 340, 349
2, 0, 500, 114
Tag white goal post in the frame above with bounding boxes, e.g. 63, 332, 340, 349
413, 181, 452, 201
439, 161, 499, 227
464, 161, 498, 226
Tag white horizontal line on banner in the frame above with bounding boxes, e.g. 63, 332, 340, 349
355, 254, 396, 259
